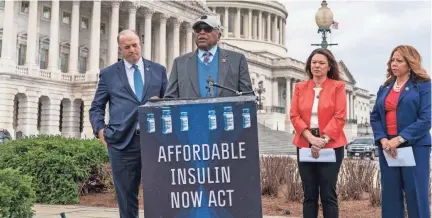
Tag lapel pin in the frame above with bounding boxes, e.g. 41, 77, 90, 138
405, 87, 409, 91
222, 59, 226, 63
146, 68, 149, 71
386, 86, 389, 89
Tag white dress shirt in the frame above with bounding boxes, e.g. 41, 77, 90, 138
124, 58, 145, 95
197, 45, 218, 64
123, 58, 145, 130
310, 87, 322, 128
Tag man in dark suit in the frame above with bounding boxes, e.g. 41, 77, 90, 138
89, 29, 167, 218
164, 15, 254, 98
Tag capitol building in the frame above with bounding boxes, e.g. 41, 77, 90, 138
0, 0, 372, 140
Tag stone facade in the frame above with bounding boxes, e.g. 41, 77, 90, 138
0, 0, 371, 139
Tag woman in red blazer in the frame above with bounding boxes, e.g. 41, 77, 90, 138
290, 48, 347, 218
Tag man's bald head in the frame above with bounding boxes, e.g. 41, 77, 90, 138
117, 29, 141, 44
117, 29, 142, 64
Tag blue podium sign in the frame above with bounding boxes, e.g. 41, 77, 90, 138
138, 96, 263, 218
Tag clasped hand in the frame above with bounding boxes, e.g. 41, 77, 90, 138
308, 136, 327, 159
381, 138, 400, 158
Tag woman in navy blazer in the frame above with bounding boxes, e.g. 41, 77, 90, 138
370, 45, 431, 218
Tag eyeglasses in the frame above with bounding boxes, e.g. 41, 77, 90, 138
194, 25, 213, 33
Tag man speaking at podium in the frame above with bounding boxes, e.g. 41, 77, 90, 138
164, 15, 254, 98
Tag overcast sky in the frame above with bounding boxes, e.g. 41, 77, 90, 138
282, 0, 431, 94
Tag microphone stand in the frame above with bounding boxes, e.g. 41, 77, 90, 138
212, 83, 255, 96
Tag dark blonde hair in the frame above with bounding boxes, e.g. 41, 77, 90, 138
384, 45, 430, 86
305, 48, 341, 81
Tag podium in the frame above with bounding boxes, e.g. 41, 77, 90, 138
138, 96, 263, 218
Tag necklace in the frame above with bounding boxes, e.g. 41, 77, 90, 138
393, 79, 407, 92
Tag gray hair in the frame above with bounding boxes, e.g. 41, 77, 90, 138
117, 29, 141, 44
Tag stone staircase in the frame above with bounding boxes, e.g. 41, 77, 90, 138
257, 123, 297, 156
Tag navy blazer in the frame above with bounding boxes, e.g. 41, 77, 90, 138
89, 58, 167, 149
370, 75, 431, 147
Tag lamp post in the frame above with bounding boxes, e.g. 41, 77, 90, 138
311, 0, 338, 49
255, 81, 266, 110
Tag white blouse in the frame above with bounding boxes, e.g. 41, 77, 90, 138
310, 87, 322, 128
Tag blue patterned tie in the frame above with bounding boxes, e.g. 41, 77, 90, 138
132, 64, 143, 101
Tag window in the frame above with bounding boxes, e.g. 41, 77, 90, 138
42, 6, 51, 19
0, 0, 5, 8
20, 1, 29, 14
79, 56, 87, 73
18, 45, 27, 65
39, 49, 48, 69
240, 15, 244, 36
0, 40, 2, 57
81, 17, 89, 29
100, 23, 106, 34
62, 11, 71, 24
228, 13, 234, 33
60, 53, 68, 73
352, 138, 374, 145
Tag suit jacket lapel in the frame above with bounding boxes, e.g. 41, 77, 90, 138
217, 47, 229, 96
141, 58, 152, 102
397, 77, 413, 104
187, 52, 200, 96
116, 60, 139, 103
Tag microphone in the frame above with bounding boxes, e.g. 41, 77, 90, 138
206, 76, 215, 97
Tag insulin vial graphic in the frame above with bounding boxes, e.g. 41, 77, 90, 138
223, 106, 234, 131
208, 110, 217, 130
242, 108, 251, 128
180, 112, 189, 131
146, 113, 155, 133
161, 109, 172, 134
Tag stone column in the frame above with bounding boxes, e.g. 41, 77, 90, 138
26, 0, 38, 67
68, 0, 80, 74
267, 13, 271, 42
47, 0, 60, 71
144, 9, 154, 60
285, 77, 291, 114
235, 8, 241, 38
272, 15, 277, 43
272, 78, 279, 107
258, 11, 262, 40
248, 9, 252, 39
87, 0, 101, 74
253, 16, 257, 39
0, 85, 16, 134
224, 7, 229, 38
19, 92, 39, 137
109, 1, 120, 65
186, 24, 193, 53
279, 17, 283, 44
346, 91, 350, 119
173, 18, 181, 59
0, 0, 15, 72
282, 20, 286, 46
81, 97, 94, 139
350, 93, 354, 120
159, 14, 169, 67
40, 97, 61, 135
128, 4, 136, 30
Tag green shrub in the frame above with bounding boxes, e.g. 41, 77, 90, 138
0, 135, 109, 204
0, 168, 35, 218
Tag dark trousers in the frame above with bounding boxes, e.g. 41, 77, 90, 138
379, 145, 431, 218
107, 134, 142, 218
297, 146, 344, 218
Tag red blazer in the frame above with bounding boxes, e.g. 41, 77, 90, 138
290, 79, 347, 148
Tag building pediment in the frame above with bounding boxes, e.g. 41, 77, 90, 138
338, 60, 356, 84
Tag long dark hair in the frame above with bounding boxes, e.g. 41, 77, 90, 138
305, 48, 341, 81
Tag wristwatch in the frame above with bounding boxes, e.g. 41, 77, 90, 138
398, 136, 406, 144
